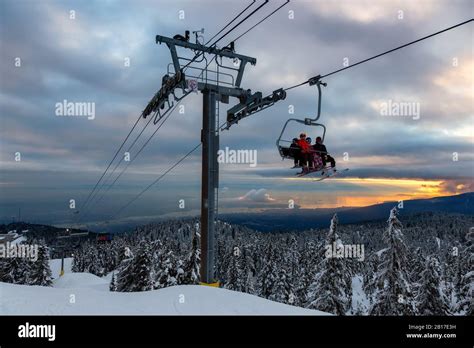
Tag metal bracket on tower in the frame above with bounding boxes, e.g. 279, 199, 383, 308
225, 88, 287, 129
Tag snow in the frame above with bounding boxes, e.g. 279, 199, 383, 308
0, 258, 329, 315
375, 248, 388, 257
10, 236, 26, 245
0, 282, 328, 315
53, 273, 110, 291
350, 275, 369, 314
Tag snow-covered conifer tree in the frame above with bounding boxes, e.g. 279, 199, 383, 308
269, 267, 293, 305
183, 230, 200, 284
306, 214, 349, 315
109, 272, 117, 291
0, 256, 29, 284
257, 243, 278, 299
416, 256, 450, 315
156, 250, 178, 289
116, 243, 153, 292
369, 208, 415, 315
225, 245, 242, 291
456, 230, 473, 315
29, 244, 53, 286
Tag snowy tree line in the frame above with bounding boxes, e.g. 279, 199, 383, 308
68, 210, 472, 315
0, 210, 471, 316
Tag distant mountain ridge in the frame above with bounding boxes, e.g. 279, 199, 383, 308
220, 192, 474, 232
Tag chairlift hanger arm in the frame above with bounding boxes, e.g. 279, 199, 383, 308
142, 71, 186, 118
225, 88, 287, 129
224, 76, 326, 129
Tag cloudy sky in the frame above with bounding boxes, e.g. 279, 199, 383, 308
0, 0, 472, 228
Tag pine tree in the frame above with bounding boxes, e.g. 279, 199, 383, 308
109, 272, 117, 291
457, 270, 473, 315
29, 244, 53, 286
370, 208, 415, 315
456, 230, 473, 315
295, 241, 317, 307
116, 243, 153, 292
416, 256, 451, 315
225, 245, 242, 291
410, 247, 425, 286
175, 258, 185, 285
306, 214, 349, 315
115, 247, 134, 292
215, 238, 228, 284
409, 247, 426, 305
0, 259, 7, 282
285, 235, 300, 281
362, 255, 378, 302
132, 242, 154, 291
183, 230, 200, 284
71, 248, 84, 272
156, 250, 178, 289
240, 248, 255, 294
0, 256, 29, 284
443, 245, 459, 304
85, 245, 106, 277
257, 243, 278, 299
269, 267, 293, 305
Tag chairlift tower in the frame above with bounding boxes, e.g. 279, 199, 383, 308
143, 33, 286, 284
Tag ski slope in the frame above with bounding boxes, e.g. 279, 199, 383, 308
0, 258, 328, 315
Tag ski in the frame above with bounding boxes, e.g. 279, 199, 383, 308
315, 168, 349, 181
296, 167, 349, 179
295, 166, 335, 177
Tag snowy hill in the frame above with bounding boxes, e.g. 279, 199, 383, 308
0, 281, 328, 315
0, 258, 328, 315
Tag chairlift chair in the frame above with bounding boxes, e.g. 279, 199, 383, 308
276, 77, 327, 159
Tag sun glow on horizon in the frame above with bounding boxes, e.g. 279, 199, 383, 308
281, 177, 468, 208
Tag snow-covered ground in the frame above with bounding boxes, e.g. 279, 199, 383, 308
0, 258, 328, 315
350, 275, 369, 314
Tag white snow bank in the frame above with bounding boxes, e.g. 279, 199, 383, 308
53, 273, 109, 291
0, 259, 328, 315
0, 280, 328, 315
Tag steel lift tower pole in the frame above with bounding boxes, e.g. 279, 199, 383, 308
142, 34, 259, 284
200, 88, 218, 284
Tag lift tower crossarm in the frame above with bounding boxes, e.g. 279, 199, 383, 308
156, 35, 256, 87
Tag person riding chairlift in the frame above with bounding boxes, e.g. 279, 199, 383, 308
306, 137, 323, 170
289, 138, 300, 168
313, 136, 336, 173
297, 133, 311, 174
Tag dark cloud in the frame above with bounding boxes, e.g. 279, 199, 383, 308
0, 0, 472, 224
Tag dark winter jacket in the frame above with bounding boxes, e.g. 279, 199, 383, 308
312, 143, 328, 155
